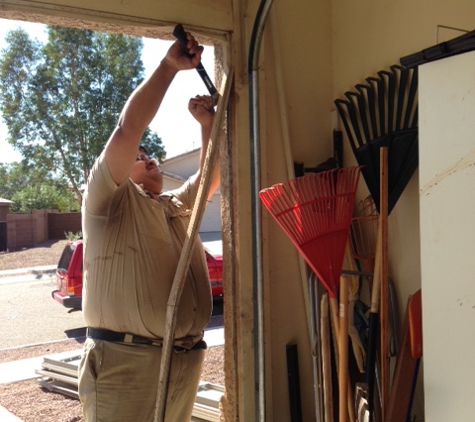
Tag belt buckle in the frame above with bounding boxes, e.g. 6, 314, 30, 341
124, 333, 134, 344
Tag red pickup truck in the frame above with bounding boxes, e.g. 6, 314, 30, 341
52, 239, 223, 310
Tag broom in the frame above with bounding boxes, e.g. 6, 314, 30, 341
259, 166, 361, 422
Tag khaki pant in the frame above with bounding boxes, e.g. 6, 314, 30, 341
78, 338, 205, 422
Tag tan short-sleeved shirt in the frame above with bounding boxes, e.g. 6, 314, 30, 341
81, 153, 212, 341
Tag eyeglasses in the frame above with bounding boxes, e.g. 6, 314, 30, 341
136, 154, 151, 162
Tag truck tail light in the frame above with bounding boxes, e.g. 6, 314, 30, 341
67, 281, 75, 296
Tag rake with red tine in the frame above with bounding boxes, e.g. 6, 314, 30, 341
259, 167, 361, 299
259, 166, 362, 422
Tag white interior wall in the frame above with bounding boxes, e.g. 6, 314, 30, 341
419, 50, 475, 421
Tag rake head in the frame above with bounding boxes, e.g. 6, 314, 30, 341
350, 195, 379, 274
335, 65, 418, 215
259, 166, 361, 298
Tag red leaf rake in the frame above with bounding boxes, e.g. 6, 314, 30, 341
260, 166, 362, 422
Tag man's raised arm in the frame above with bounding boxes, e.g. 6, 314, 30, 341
188, 95, 220, 200
104, 33, 204, 185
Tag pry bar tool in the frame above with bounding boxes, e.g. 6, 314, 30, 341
173, 24, 219, 106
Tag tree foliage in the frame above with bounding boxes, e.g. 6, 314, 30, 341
0, 162, 80, 212
0, 26, 166, 204
11, 184, 80, 213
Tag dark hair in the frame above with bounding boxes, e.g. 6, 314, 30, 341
139, 145, 150, 155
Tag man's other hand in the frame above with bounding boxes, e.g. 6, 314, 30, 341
188, 95, 215, 127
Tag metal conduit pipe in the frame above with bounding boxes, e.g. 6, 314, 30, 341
247, 1, 274, 421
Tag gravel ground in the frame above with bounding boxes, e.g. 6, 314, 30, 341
0, 240, 225, 421
0, 239, 68, 271
0, 341, 224, 422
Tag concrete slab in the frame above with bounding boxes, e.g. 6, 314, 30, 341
0, 405, 23, 421
204, 326, 224, 348
0, 356, 43, 384
0, 266, 55, 285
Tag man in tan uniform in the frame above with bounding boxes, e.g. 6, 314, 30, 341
78, 31, 220, 422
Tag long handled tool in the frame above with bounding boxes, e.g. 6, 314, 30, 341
335, 64, 419, 421
173, 24, 220, 105
153, 67, 233, 422
309, 271, 325, 422
377, 147, 389, 421
321, 293, 334, 422
338, 275, 350, 422
259, 166, 362, 422
362, 147, 388, 422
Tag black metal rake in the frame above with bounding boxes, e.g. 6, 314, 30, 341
335, 64, 418, 215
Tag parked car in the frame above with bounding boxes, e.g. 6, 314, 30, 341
52, 239, 223, 310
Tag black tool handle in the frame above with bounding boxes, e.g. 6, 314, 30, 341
173, 24, 194, 58
173, 24, 219, 101
366, 311, 379, 422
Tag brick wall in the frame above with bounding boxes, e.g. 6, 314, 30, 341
7, 210, 49, 250
6, 211, 82, 250
48, 212, 82, 239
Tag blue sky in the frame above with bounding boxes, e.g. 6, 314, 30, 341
0, 19, 215, 162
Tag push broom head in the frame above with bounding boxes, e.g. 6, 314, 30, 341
259, 166, 361, 298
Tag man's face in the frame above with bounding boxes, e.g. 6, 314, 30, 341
129, 150, 163, 194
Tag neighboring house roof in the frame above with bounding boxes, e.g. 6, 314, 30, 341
163, 148, 201, 165
160, 148, 221, 196
161, 148, 200, 180
161, 170, 186, 182
0, 197, 13, 204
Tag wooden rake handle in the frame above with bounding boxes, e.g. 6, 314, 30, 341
153, 68, 234, 422
366, 146, 388, 422
329, 285, 356, 422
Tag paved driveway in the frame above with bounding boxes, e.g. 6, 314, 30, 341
0, 273, 223, 349
0, 274, 85, 349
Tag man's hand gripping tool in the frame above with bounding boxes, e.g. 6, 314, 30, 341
173, 24, 220, 107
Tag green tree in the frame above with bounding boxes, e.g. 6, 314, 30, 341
0, 162, 47, 200
0, 26, 166, 202
0, 162, 80, 212
0, 162, 25, 200
11, 184, 80, 213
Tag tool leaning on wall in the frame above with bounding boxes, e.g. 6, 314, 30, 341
260, 166, 362, 422
335, 63, 419, 422
153, 24, 233, 422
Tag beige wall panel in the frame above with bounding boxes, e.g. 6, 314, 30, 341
269, 0, 334, 167
0, 0, 233, 37
331, 0, 475, 94
260, 38, 315, 422
249, 2, 337, 421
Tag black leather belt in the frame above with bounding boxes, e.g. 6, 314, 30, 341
86, 327, 207, 352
